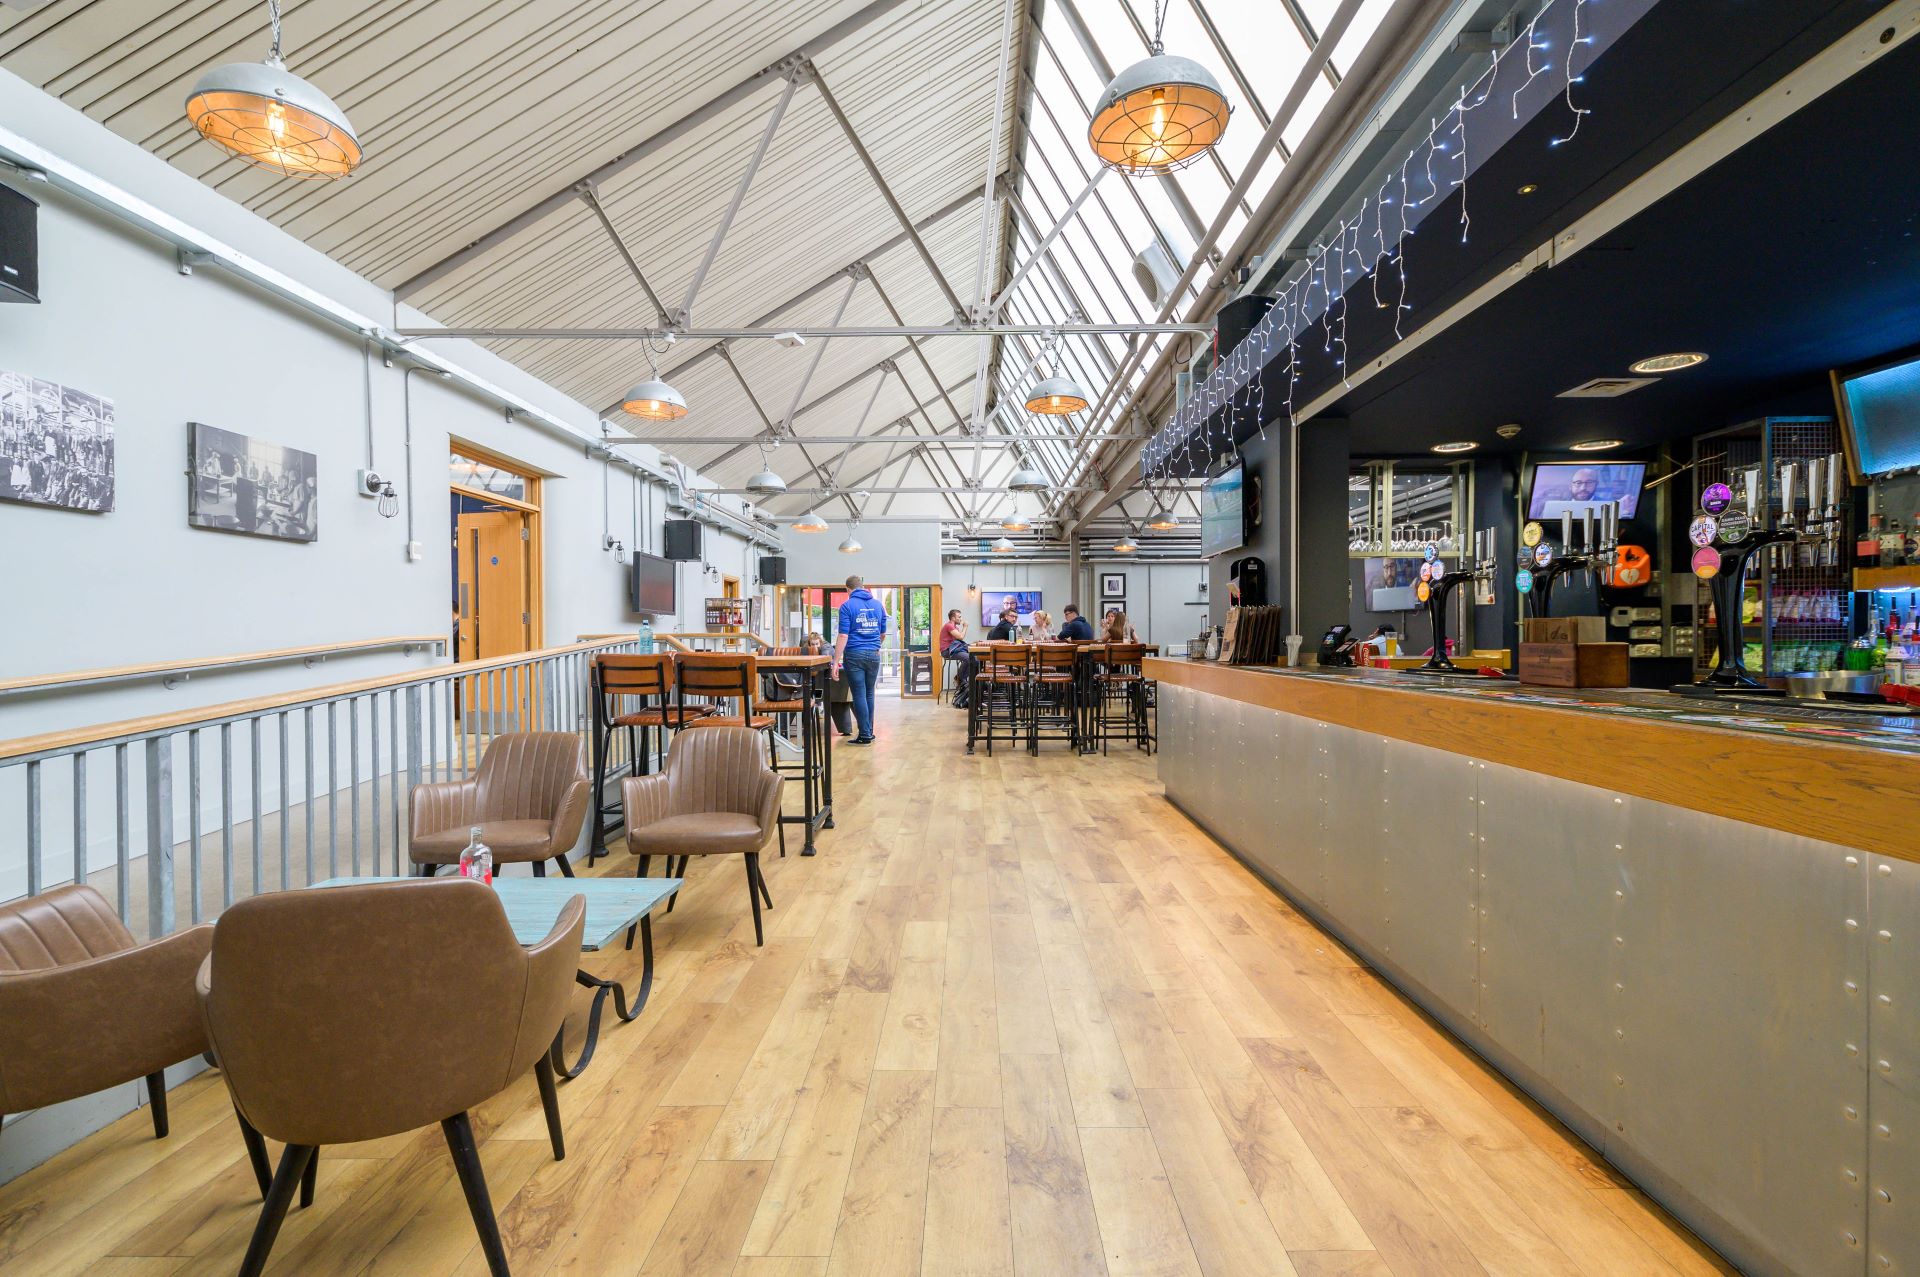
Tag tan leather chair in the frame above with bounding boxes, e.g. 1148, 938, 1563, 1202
200, 879, 584, 1277
0, 884, 211, 1147
410, 732, 592, 877
624, 726, 781, 946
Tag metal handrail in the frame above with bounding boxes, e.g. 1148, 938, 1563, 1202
0, 635, 447, 701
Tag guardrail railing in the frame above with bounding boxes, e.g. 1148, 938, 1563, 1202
0, 638, 638, 941
0, 635, 448, 700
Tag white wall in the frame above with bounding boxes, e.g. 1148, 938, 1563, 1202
936, 558, 1208, 644
779, 520, 942, 588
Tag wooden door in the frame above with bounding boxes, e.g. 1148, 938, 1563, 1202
456, 509, 533, 727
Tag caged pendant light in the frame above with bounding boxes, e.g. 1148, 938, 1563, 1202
185, 0, 362, 179
1088, 3, 1230, 175
1024, 375, 1090, 416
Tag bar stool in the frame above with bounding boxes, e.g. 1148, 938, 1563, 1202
975, 643, 1034, 757
589, 654, 712, 847
676, 651, 786, 862
1029, 643, 1080, 754
1089, 643, 1152, 755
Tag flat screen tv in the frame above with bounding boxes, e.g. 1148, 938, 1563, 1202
1837, 351, 1920, 477
1526, 461, 1645, 521
1362, 557, 1426, 612
980, 590, 1042, 627
629, 551, 677, 615
1200, 463, 1244, 557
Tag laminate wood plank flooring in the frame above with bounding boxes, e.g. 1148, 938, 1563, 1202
0, 698, 1729, 1275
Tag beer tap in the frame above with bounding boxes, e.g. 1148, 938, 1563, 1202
1778, 462, 1799, 569
1684, 467, 1811, 693
1409, 530, 1497, 675
1526, 509, 1588, 617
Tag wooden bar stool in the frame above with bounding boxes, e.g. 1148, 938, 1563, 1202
976, 643, 1034, 757
1089, 643, 1152, 755
590, 654, 712, 847
675, 651, 785, 863
1028, 643, 1080, 754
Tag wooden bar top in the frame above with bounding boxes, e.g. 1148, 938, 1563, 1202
1146, 657, 1920, 861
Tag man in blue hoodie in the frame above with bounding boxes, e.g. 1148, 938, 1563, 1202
833, 574, 888, 745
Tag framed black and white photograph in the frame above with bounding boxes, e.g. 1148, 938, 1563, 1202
188, 422, 317, 543
1101, 571, 1126, 599
0, 369, 116, 513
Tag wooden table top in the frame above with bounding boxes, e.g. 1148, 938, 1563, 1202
310, 876, 683, 951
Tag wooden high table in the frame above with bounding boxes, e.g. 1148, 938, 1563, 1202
962, 642, 1158, 755
757, 653, 835, 855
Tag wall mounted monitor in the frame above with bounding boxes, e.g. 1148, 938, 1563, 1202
1199, 462, 1245, 557
980, 590, 1041, 626
629, 551, 677, 615
1526, 461, 1645, 521
1836, 351, 1920, 477
1362, 557, 1426, 612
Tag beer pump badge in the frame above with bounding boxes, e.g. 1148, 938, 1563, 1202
1701, 483, 1733, 516
1416, 579, 1431, 603
1691, 546, 1722, 579
1532, 542, 1553, 567
1717, 510, 1752, 543
1515, 567, 1535, 594
1418, 561, 1434, 582
1521, 521, 1544, 548
1423, 544, 1438, 563
1688, 514, 1719, 547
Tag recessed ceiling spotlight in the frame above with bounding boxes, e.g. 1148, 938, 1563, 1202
1517, 183, 1539, 195
1495, 423, 1522, 439
1628, 351, 1708, 374
1431, 441, 1478, 454
1570, 439, 1625, 452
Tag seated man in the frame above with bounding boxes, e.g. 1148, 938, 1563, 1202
1058, 604, 1094, 642
938, 608, 975, 707
986, 600, 1021, 642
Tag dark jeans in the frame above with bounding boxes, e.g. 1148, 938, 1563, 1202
844, 650, 882, 739
943, 642, 977, 703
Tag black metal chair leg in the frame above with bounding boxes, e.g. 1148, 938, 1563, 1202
754, 856, 774, 910
534, 1055, 565, 1160
531, 860, 546, 878
665, 855, 681, 912
300, 1147, 319, 1208
145, 1070, 169, 1139
238, 1143, 315, 1277
746, 853, 765, 946
554, 854, 574, 878
637, 854, 651, 878
235, 1104, 272, 1198
442, 1112, 510, 1277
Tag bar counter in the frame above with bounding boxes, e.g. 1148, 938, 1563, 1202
1147, 656, 1919, 1277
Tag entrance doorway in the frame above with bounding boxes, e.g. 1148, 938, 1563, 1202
777, 583, 940, 698
450, 443, 543, 666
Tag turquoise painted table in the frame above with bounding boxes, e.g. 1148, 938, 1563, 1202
310, 875, 681, 1079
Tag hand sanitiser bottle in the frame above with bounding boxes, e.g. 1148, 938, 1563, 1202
458, 826, 493, 885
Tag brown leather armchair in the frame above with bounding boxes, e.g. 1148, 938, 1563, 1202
410, 732, 592, 877
0, 884, 210, 1146
200, 878, 584, 1277
624, 726, 781, 946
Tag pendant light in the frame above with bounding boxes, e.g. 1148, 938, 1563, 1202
1025, 375, 1090, 416
838, 525, 863, 554
1088, 6, 1230, 175
1000, 509, 1032, 531
1112, 527, 1140, 553
746, 444, 786, 495
1006, 455, 1051, 493
620, 342, 688, 421
991, 536, 1018, 554
1145, 506, 1179, 531
185, 0, 362, 179
791, 510, 830, 533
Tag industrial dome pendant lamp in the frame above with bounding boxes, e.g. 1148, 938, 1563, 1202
620, 339, 688, 421
746, 443, 787, 495
1088, 2, 1230, 174
791, 509, 830, 534
1024, 374, 1090, 416
838, 522, 864, 554
185, 0, 362, 179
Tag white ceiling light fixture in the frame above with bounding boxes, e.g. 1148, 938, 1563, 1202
745, 443, 786, 495
185, 0, 361, 180
1431, 441, 1478, 454
1113, 527, 1140, 553
791, 509, 830, 533
1006, 456, 1051, 493
1025, 374, 1090, 415
620, 339, 687, 421
1000, 509, 1033, 531
991, 536, 1018, 554
1088, 7, 1231, 176
1145, 505, 1179, 531
1629, 352, 1708, 374
1570, 438, 1626, 452
838, 525, 863, 554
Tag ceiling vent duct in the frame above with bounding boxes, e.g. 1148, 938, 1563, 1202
1556, 377, 1657, 399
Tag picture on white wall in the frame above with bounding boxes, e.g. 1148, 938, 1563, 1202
188, 422, 317, 543
0, 369, 115, 513
1101, 572, 1126, 599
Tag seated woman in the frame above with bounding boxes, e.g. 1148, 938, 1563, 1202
1101, 609, 1140, 644
1026, 609, 1055, 642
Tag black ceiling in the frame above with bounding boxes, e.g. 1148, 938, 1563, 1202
1169, 0, 1919, 469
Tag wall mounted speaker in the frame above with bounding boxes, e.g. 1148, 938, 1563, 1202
0, 184, 40, 304
758, 555, 787, 585
663, 519, 703, 561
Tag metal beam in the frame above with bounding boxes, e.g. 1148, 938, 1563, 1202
678, 72, 799, 324
577, 184, 670, 324
615, 432, 1132, 446
990, 168, 1103, 317
778, 272, 862, 434
402, 323, 1208, 341
391, 0, 910, 300
810, 63, 969, 318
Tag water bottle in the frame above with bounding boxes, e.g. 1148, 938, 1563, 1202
637, 618, 655, 654
458, 826, 493, 885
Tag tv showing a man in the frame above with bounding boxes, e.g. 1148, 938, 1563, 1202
1528, 462, 1645, 521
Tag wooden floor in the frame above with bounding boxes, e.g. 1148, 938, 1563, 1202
0, 697, 1734, 1276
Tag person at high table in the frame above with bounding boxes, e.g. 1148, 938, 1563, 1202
833, 575, 888, 746
987, 599, 1020, 641
1026, 609, 1056, 642
939, 608, 976, 709
1101, 608, 1139, 643
1058, 604, 1094, 642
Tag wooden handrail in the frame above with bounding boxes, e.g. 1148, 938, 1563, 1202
577, 632, 769, 652
0, 637, 632, 765
0, 635, 448, 699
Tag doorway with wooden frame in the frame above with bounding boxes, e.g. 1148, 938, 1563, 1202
451, 444, 544, 733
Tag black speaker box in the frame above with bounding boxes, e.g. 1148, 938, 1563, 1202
0, 184, 39, 304
759, 555, 787, 585
663, 519, 703, 561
